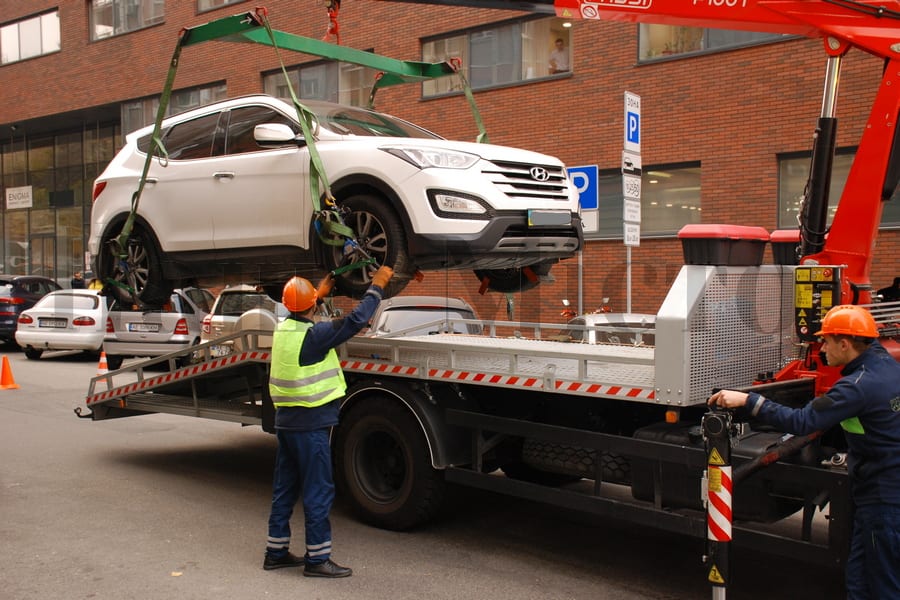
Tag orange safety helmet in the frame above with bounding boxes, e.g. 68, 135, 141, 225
282, 276, 317, 312
814, 304, 878, 338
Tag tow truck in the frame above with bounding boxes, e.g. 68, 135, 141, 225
79, 0, 900, 588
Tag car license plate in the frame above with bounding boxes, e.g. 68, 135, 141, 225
39, 318, 67, 328
528, 209, 571, 228
127, 322, 160, 333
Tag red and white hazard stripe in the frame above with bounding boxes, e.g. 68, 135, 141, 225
85, 351, 270, 406
707, 465, 733, 542
341, 360, 654, 399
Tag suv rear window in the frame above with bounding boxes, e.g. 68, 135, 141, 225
216, 292, 276, 317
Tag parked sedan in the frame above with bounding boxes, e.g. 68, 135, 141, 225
565, 312, 656, 346
104, 287, 215, 370
15, 289, 107, 359
0, 274, 62, 347
89, 95, 581, 306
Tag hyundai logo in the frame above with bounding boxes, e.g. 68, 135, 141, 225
530, 167, 550, 182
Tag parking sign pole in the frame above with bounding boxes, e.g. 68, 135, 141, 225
623, 91, 641, 313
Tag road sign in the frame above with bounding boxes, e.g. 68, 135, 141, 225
623, 198, 641, 223
567, 165, 598, 210
623, 174, 641, 201
624, 92, 641, 154
624, 222, 641, 247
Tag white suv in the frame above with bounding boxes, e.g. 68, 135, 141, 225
90, 95, 582, 305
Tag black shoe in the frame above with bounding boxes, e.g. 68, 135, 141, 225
303, 559, 352, 578
263, 551, 304, 570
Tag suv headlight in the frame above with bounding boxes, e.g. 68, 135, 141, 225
382, 146, 479, 170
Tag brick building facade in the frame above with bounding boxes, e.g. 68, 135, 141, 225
1, 0, 896, 323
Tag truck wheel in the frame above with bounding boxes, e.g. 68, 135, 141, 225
326, 194, 412, 299
97, 225, 173, 307
334, 396, 444, 530
474, 259, 556, 294
23, 347, 43, 360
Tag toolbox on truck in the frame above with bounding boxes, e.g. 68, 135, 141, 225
677, 224, 769, 266
770, 229, 801, 265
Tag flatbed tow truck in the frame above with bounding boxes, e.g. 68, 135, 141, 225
79, 0, 900, 591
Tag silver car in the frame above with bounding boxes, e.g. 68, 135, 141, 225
565, 312, 656, 346
104, 287, 215, 369
365, 295, 482, 337
201, 285, 288, 344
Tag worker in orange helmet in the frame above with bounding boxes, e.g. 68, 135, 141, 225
709, 305, 900, 599
263, 264, 393, 578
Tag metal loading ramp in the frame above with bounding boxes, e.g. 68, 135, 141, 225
82, 330, 274, 426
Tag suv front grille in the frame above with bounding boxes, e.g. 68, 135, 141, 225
482, 160, 571, 201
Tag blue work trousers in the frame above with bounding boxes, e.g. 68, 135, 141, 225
266, 428, 334, 565
845, 504, 900, 599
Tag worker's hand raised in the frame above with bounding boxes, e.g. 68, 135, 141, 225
371, 265, 394, 290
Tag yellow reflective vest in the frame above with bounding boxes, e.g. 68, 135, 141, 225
269, 319, 346, 408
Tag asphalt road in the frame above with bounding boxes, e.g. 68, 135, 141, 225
0, 349, 847, 600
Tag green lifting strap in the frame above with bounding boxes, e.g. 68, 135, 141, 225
113, 9, 489, 270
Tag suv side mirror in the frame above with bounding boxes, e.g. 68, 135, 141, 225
254, 123, 305, 147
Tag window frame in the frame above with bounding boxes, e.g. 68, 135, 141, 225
90, 0, 165, 42
421, 15, 572, 99
777, 148, 900, 230
0, 10, 60, 65
638, 23, 788, 62
582, 162, 702, 240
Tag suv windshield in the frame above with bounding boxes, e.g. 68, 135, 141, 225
307, 102, 440, 139
216, 292, 278, 317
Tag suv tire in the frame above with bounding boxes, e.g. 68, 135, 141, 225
327, 194, 411, 299
97, 225, 173, 307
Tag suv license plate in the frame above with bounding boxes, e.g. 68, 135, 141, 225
528, 209, 571, 228
128, 323, 160, 333
39, 318, 67, 328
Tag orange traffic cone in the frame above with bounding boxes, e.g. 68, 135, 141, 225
0, 355, 19, 390
96, 351, 109, 383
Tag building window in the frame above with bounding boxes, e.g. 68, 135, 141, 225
778, 150, 900, 229
263, 61, 378, 107
0, 11, 60, 65
422, 17, 571, 98
584, 164, 701, 239
198, 0, 246, 11
120, 83, 227, 135
639, 25, 784, 60
90, 0, 165, 41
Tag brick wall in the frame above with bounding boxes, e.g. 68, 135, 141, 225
1, 0, 896, 322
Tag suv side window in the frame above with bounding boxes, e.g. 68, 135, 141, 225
225, 106, 299, 155
159, 112, 223, 160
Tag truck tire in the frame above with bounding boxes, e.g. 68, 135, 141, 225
334, 396, 444, 530
326, 194, 412, 300
520, 439, 631, 484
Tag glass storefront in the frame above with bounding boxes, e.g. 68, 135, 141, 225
1, 122, 120, 285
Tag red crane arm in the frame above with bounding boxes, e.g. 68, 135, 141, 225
553, 0, 900, 59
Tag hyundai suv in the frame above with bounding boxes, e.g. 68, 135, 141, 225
89, 95, 581, 306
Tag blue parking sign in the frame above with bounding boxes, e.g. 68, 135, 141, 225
626, 112, 640, 146
567, 165, 598, 210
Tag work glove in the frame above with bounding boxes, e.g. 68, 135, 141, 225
316, 273, 335, 300
371, 265, 394, 290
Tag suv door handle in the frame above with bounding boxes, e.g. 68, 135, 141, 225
213, 171, 235, 180
145, 177, 158, 184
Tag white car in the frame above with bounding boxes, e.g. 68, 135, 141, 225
15, 289, 108, 359
89, 95, 582, 306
